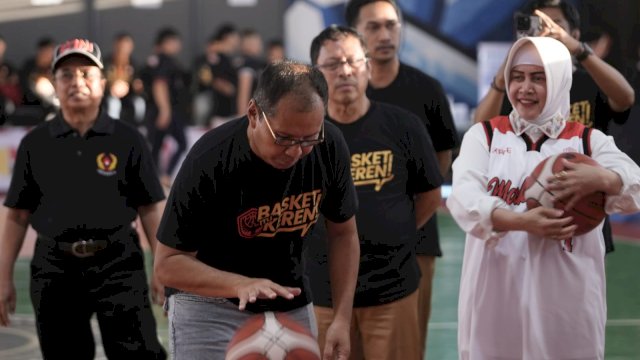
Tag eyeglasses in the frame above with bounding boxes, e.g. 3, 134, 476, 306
261, 111, 324, 147
315, 57, 367, 73
55, 68, 103, 83
363, 20, 401, 34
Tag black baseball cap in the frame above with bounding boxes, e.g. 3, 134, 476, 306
52, 38, 104, 71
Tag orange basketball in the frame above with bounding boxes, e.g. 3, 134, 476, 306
225, 312, 321, 360
523, 152, 606, 235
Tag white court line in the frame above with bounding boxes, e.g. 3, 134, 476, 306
606, 318, 640, 326
428, 318, 640, 330
0, 326, 39, 356
2, 314, 107, 359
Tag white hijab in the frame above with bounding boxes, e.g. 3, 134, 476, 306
505, 37, 573, 137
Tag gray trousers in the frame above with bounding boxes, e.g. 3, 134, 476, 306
168, 292, 317, 359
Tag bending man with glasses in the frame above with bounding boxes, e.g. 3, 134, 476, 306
154, 60, 360, 359
306, 25, 442, 360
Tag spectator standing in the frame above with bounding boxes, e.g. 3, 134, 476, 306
0, 38, 167, 359
104, 32, 145, 127
307, 25, 443, 360
345, 1, 460, 356
472, 0, 635, 255
144, 28, 188, 187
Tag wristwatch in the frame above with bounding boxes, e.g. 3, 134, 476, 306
574, 42, 593, 62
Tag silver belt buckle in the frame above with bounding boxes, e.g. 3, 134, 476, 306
71, 239, 95, 258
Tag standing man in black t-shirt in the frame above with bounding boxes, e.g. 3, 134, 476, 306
103, 32, 145, 127
472, 0, 635, 255
209, 24, 241, 119
344, 1, 459, 356
154, 60, 360, 360
17, 37, 57, 124
0, 35, 22, 124
144, 28, 188, 188
0, 38, 166, 359
236, 28, 267, 115
308, 25, 443, 360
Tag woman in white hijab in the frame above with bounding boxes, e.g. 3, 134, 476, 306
447, 36, 640, 359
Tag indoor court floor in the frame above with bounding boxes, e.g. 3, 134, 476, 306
1, 209, 639, 359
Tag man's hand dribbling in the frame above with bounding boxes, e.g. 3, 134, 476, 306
322, 319, 350, 360
235, 278, 301, 310
0, 279, 16, 326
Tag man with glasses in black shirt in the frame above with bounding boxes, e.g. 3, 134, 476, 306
307, 25, 442, 360
155, 60, 360, 360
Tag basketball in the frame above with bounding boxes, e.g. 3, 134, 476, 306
523, 152, 606, 235
225, 312, 321, 360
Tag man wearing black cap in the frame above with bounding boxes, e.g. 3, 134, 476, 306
0, 38, 167, 359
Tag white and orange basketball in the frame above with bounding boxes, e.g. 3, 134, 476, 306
523, 152, 606, 235
225, 312, 321, 360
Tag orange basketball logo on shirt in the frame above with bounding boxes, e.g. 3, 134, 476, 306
237, 208, 263, 238
237, 190, 323, 239
96, 152, 118, 176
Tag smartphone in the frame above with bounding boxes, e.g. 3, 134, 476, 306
514, 12, 542, 39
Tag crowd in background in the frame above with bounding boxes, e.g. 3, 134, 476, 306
0, 25, 286, 130
1, 1, 640, 359
1, 15, 640, 173
0, 26, 285, 186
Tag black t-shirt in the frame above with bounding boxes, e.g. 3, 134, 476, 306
305, 102, 443, 308
0, 59, 21, 105
104, 55, 139, 93
366, 62, 457, 256
499, 68, 630, 134
19, 58, 46, 107
0, 59, 19, 124
103, 55, 141, 125
4, 112, 165, 238
238, 55, 267, 97
210, 53, 239, 117
366, 63, 459, 153
157, 116, 358, 313
144, 53, 189, 114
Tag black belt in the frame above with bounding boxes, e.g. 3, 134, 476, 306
38, 227, 130, 258
60, 239, 109, 258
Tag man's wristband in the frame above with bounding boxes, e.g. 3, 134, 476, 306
574, 42, 593, 62
490, 77, 506, 93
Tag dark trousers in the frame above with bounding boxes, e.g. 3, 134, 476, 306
603, 215, 615, 254
146, 109, 187, 177
30, 232, 166, 360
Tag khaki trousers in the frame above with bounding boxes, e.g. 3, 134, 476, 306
417, 255, 436, 359
314, 290, 420, 360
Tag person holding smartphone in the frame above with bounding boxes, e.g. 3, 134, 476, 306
473, 0, 635, 255
453, 35, 640, 359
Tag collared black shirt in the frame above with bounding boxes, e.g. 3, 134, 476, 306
4, 111, 165, 239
